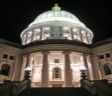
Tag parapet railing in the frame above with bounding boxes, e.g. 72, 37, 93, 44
81, 79, 112, 96
0, 79, 31, 96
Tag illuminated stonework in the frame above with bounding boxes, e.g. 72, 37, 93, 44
21, 50, 93, 87
0, 4, 112, 88
19, 3, 94, 86
21, 4, 93, 45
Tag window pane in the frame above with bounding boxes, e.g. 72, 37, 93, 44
105, 53, 111, 58
9, 56, 15, 60
3, 54, 8, 59
54, 59, 60, 63
1, 64, 10, 76
98, 55, 104, 59
42, 27, 50, 40
53, 68, 61, 79
63, 27, 71, 40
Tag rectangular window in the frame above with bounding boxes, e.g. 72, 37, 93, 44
105, 53, 111, 58
98, 55, 104, 59
9, 56, 15, 60
54, 59, 60, 63
3, 54, 8, 59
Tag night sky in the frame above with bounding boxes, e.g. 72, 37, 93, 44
0, 0, 112, 44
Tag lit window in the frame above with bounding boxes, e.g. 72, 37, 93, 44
63, 27, 71, 40
42, 27, 50, 40
26, 31, 32, 43
33, 28, 41, 41
81, 31, 88, 43
72, 29, 80, 41
86, 33, 91, 44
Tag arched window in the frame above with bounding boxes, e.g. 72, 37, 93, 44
53, 67, 61, 79
103, 64, 111, 75
0, 64, 10, 76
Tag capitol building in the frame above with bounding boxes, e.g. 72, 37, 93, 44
0, 4, 112, 87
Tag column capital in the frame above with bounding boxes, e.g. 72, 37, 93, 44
42, 51, 49, 54
24, 53, 31, 56
82, 53, 89, 57
63, 50, 71, 54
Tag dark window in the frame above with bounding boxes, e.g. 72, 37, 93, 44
9, 56, 15, 60
51, 34, 54, 36
98, 55, 104, 59
105, 53, 111, 58
59, 34, 62, 36
3, 54, 8, 59
43, 31, 49, 34
54, 59, 60, 63
64, 31, 70, 34
64, 37, 68, 39
0, 64, 10, 76
53, 68, 61, 78
103, 64, 111, 75
46, 37, 50, 39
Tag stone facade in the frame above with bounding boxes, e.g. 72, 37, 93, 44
0, 38, 112, 87
0, 4, 112, 87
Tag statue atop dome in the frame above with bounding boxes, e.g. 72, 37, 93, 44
52, 4, 61, 11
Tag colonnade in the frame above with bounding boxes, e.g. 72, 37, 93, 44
21, 27, 92, 45
25, 51, 90, 87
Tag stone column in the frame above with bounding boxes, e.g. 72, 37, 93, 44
25, 33, 28, 44
23, 53, 31, 80
71, 28, 74, 40
31, 30, 34, 42
79, 29, 83, 42
91, 52, 101, 80
42, 51, 49, 87
64, 51, 72, 87
26, 53, 31, 67
83, 53, 90, 79
40, 27, 42, 40
85, 32, 89, 44
99, 62, 105, 78
87, 55, 94, 80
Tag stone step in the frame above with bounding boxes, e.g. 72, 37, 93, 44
18, 87, 93, 96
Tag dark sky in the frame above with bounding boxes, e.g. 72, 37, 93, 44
0, 0, 112, 44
